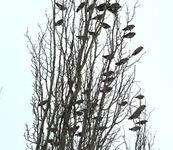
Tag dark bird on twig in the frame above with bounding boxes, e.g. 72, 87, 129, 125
76, 111, 83, 116
115, 58, 129, 66
132, 46, 143, 56
96, 3, 110, 11
89, 31, 99, 36
55, 3, 66, 10
107, 3, 121, 14
102, 71, 114, 76
101, 22, 111, 29
87, 3, 95, 12
92, 14, 104, 20
118, 101, 128, 106
100, 86, 112, 93
129, 126, 141, 131
55, 19, 63, 26
38, 100, 48, 106
128, 105, 146, 119
136, 120, 148, 125
76, 2, 85, 12
123, 24, 135, 31
135, 94, 145, 99
76, 35, 84, 40
102, 77, 115, 83
75, 100, 84, 104
123, 32, 136, 38
102, 54, 114, 60
47, 127, 58, 132
97, 126, 107, 130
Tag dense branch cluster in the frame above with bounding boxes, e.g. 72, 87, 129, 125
24, 0, 155, 150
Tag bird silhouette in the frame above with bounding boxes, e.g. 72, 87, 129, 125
87, 3, 95, 12
123, 32, 136, 38
76, 2, 85, 12
136, 120, 147, 125
96, 3, 110, 11
102, 71, 114, 76
102, 54, 114, 60
55, 3, 66, 10
132, 46, 143, 56
135, 94, 145, 99
129, 126, 141, 131
107, 3, 121, 14
115, 58, 129, 66
128, 105, 146, 119
92, 14, 104, 20
102, 22, 111, 29
123, 24, 135, 31
55, 19, 63, 26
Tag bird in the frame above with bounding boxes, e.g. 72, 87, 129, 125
123, 25, 135, 31
100, 86, 112, 93
102, 71, 114, 76
118, 101, 128, 106
87, 3, 95, 12
75, 132, 82, 136
47, 127, 58, 132
92, 14, 104, 20
128, 105, 146, 119
129, 126, 141, 131
136, 120, 148, 125
131, 46, 143, 56
123, 32, 136, 38
76, 111, 83, 116
115, 58, 129, 66
102, 54, 114, 60
96, 3, 110, 11
89, 31, 99, 36
55, 19, 63, 26
101, 22, 111, 29
75, 100, 84, 104
76, 35, 83, 39
38, 100, 48, 106
107, 3, 121, 14
55, 3, 66, 10
76, 2, 85, 12
102, 77, 115, 83
135, 94, 145, 99
93, 116, 103, 120
97, 126, 107, 130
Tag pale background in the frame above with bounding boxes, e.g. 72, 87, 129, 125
0, 0, 172, 149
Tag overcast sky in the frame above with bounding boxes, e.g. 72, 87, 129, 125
0, 0, 172, 149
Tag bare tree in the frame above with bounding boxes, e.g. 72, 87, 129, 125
24, 0, 155, 150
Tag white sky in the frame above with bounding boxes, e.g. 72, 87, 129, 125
0, 0, 172, 149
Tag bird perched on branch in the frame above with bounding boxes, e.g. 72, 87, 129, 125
102, 71, 114, 76
123, 32, 136, 38
92, 14, 104, 20
101, 22, 111, 29
131, 46, 143, 56
97, 126, 107, 130
129, 126, 141, 131
76, 2, 85, 12
55, 3, 66, 10
123, 24, 135, 31
115, 58, 129, 66
76, 35, 84, 40
38, 100, 48, 106
107, 3, 121, 14
118, 101, 128, 106
100, 86, 112, 93
55, 19, 63, 26
102, 54, 114, 60
102, 77, 115, 83
135, 94, 145, 99
87, 3, 95, 12
96, 3, 110, 11
136, 120, 148, 125
128, 105, 146, 119
89, 31, 99, 36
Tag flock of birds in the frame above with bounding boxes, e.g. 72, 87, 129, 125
43, 2, 147, 133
